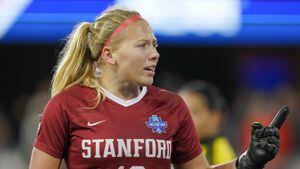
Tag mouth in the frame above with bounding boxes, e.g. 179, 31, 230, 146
144, 65, 156, 72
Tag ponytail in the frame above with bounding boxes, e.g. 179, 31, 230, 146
51, 22, 92, 97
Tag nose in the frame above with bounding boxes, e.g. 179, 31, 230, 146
150, 47, 160, 61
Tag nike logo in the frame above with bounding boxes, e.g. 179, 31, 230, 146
87, 120, 106, 126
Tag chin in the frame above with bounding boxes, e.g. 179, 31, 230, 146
139, 77, 153, 86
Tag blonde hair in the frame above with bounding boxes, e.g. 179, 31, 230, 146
51, 7, 140, 108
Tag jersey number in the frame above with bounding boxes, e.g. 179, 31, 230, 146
118, 166, 145, 169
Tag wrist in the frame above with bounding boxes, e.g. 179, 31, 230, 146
236, 151, 263, 169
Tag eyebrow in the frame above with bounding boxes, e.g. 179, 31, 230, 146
137, 39, 158, 44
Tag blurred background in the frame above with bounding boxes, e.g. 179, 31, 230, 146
0, 0, 300, 168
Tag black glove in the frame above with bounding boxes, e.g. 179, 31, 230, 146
236, 122, 280, 169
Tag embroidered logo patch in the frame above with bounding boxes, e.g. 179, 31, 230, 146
146, 115, 167, 134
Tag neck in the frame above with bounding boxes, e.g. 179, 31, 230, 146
100, 73, 140, 101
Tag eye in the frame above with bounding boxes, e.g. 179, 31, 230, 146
137, 43, 146, 48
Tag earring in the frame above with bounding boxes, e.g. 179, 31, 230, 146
94, 67, 103, 78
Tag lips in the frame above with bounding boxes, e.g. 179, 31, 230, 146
144, 65, 156, 72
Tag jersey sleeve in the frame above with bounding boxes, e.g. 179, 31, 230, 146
171, 98, 202, 164
33, 96, 69, 159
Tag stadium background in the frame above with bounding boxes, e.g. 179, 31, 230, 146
0, 0, 300, 168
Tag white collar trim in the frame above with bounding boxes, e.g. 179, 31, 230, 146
101, 86, 147, 107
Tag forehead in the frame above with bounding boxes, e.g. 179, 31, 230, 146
119, 20, 156, 41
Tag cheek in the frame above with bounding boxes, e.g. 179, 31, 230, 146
127, 55, 147, 71
116, 47, 148, 73
118, 56, 144, 78
118, 54, 137, 68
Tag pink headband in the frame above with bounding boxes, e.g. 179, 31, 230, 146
103, 14, 142, 49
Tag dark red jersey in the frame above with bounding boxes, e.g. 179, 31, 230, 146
34, 85, 202, 169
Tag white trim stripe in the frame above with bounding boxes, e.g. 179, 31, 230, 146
101, 86, 147, 107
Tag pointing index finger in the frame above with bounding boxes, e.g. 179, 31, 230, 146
269, 106, 289, 129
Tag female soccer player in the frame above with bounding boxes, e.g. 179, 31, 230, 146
29, 7, 280, 169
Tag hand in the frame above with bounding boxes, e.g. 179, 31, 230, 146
236, 122, 280, 169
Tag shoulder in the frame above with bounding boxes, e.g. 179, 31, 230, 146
56, 85, 95, 99
41, 85, 96, 121
47, 85, 96, 109
54, 85, 95, 101
146, 85, 187, 109
214, 136, 234, 147
213, 136, 236, 162
147, 85, 184, 102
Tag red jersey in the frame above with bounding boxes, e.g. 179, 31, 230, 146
34, 85, 202, 169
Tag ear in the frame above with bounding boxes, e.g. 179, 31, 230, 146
101, 46, 116, 65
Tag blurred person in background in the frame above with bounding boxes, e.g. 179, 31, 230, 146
178, 80, 236, 165
0, 102, 26, 169
29, 6, 283, 169
19, 78, 51, 161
